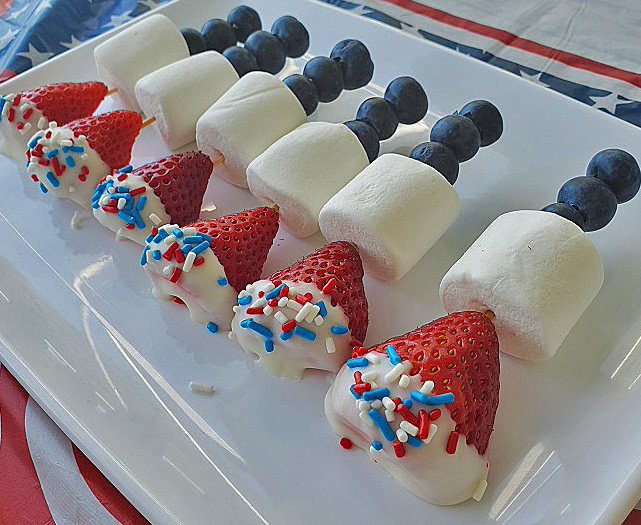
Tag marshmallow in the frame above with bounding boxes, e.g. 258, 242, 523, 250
135, 51, 239, 150
319, 154, 460, 281
94, 14, 189, 111
195, 71, 306, 188
0, 94, 47, 163
247, 122, 369, 237
440, 210, 604, 361
325, 356, 488, 505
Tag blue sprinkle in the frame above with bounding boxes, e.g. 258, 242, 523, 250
386, 344, 401, 365
363, 387, 390, 401
61, 146, 69, 153
117, 186, 130, 193
92, 202, 99, 209
182, 235, 204, 244
136, 195, 147, 211
240, 318, 252, 328
146, 232, 154, 242
265, 283, 284, 300
368, 409, 395, 441
118, 211, 135, 224
280, 330, 292, 341
403, 399, 413, 408
347, 357, 369, 368
140, 246, 149, 266
350, 385, 361, 399
65, 155, 75, 167
417, 392, 455, 405
242, 319, 273, 338
406, 434, 422, 447
152, 250, 161, 260
69, 145, 84, 152
172, 228, 184, 238
293, 325, 316, 341
46, 148, 58, 158
331, 324, 348, 334
207, 322, 218, 333
39, 182, 48, 193
192, 240, 210, 254
153, 229, 169, 242
238, 295, 252, 305
198, 232, 212, 242
264, 339, 274, 352
28, 135, 40, 149
181, 244, 193, 254
45, 171, 59, 187
0, 97, 5, 119
118, 165, 133, 173
110, 192, 131, 200
371, 440, 383, 450
315, 300, 327, 316
131, 207, 145, 229
217, 277, 228, 286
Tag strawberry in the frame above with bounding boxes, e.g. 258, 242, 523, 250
22, 81, 108, 126
135, 152, 213, 226
270, 241, 368, 342
363, 311, 499, 455
67, 110, 142, 170
189, 206, 280, 292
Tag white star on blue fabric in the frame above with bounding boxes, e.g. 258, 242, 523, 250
60, 36, 85, 50
589, 92, 624, 114
519, 69, 542, 83
17, 43, 54, 66
103, 11, 134, 29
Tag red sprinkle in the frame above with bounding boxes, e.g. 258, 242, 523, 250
322, 277, 337, 294
16, 122, 23, 130
396, 403, 419, 426
351, 346, 368, 357
352, 382, 371, 394
279, 284, 289, 298
101, 205, 118, 213
7, 107, 14, 122
339, 437, 353, 449
108, 199, 118, 206
51, 156, 62, 177
13, 93, 21, 106
78, 174, 86, 182
151, 226, 158, 235
429, 409, 441, 421
31, 174, 38, 181
125, 223, 135, 229
162, 241, 179, 260
26, 150, 31, 160
193, 256, 205, 266
80, 165, 89, 175
22, 107, 33, 120
418, 410, 430, 439
45, 130, 52, 138
392, 440, 406, 458
267, 298, 278, 307
258, 290, 265, 297
446, 431, 459, 455
172, 296, 185, 305
295, 293, 309, 305
129, 186, 146, 195
38, 159, 50, 166
174, 249, 185, 263
117, 173, 128, 181
350, 338, 363, 348
272, 279, 282, 287
34, 143, 43, 154
169, 267, 182, 283
246, 306, 264, 315
353, 371, 363, 384
281, 319, 296, 332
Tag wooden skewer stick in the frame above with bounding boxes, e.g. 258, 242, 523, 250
211, 149, 225, 167
141, 116, 156, 128
271, 202, 280, 212
106, 87, 118, 96
482, 309, 495, 320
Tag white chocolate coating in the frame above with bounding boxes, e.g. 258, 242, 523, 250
247, 122, 369, 238
0, 94, 47, 162
325, 355, 488, 505
94, 14, 189, 111
26, 126, 110, 208
230, 279, 352, 379
135, 51, 239, 150
440, 210, 604, 360
195, 71, 306, 188
319, 154, 461, 281
92, 172, 170, 245
142, 224, 237, 329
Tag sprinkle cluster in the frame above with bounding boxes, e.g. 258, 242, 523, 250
0, 93, 41, 138
92, 166, 150, 230
346, 344, 457, 459
234, 279, 352, 355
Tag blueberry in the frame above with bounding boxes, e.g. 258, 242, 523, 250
586, 148, 641, 204
227, 5, 261, 43
244, 30, 286, 74
344, 120, 379, 162
271, 16, 309, 58
180, 28, 207, 55
284, 74, 319, 116
201, 19, 236, 52
429, 115, 481, 162
222, 46, 258, 77
383, 77, 428, 125
303, 56, 344, 103
557, 176, 617, 231
541, 203, 586, 230
410, 142, 459, 184
329, 39, 374, 90
458, 100, 503, 147
356, 97, 398, 140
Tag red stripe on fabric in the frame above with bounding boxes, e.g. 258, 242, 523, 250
0, 366, 54, 524
72, 444, 151, 525
0, 0, 13, 17
380, 0, 641, 88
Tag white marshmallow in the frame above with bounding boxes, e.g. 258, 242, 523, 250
319, 154, 460, 281
440, 210, 604, 361
247, 122, 369, 237
135, 51, 239, 150
195, 71, 306, 188
94, 14, 189, 111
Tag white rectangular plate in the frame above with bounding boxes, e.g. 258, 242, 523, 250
2, 0, 641, 523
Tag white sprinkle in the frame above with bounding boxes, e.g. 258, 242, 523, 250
183, 227, 197, 235
366, 352, 381, 364
472, 479, 488, 501
361, 371, 379, 382
228, 331, 236, 339
369, 446, 378, 455
399, 374, 411, 388
274, 311, 288, 324
38, 116, 47, 128
164, 234, 176, 243
385, 409, 395, 422
295, 301, 314, 322
117, 197, 126, 210
396, 429, 408, 443
359, 411, 375, 427
183, 251, 196, 272
146, 250, 152, 263
70, 210, 83, 229
232, 305, 240, 313
384, 362, 406, 384
420, 380, 434, 395
313, 315, 324, 326
400, 420, 419, 436
371, 399, 382, 409
277, 296, 288, 308
60, 139, 73, 147
325, 336, 336, 354
358, 400, 370, 411
20, 102, 29, 112
423, 423, 438, 444
239, 291, 249, 298
382, 396, 396, 411
162, 265, 173, 275
263, 305, 273, 316
149, 213, 162, 225
78, 134, 86, 141
251, 298, 267, 308
287, 299, 302, 312
264, 282, 275, 292
369, 381, 379, 388
49, 120, 57, 128
107, 186, 115, 194
305, 305, 320, 323
20, 122, 32, 135
201, 203, 217, 212
189, 381, 215, 394
81, 153, 88, 161
68, 186, 75, 193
